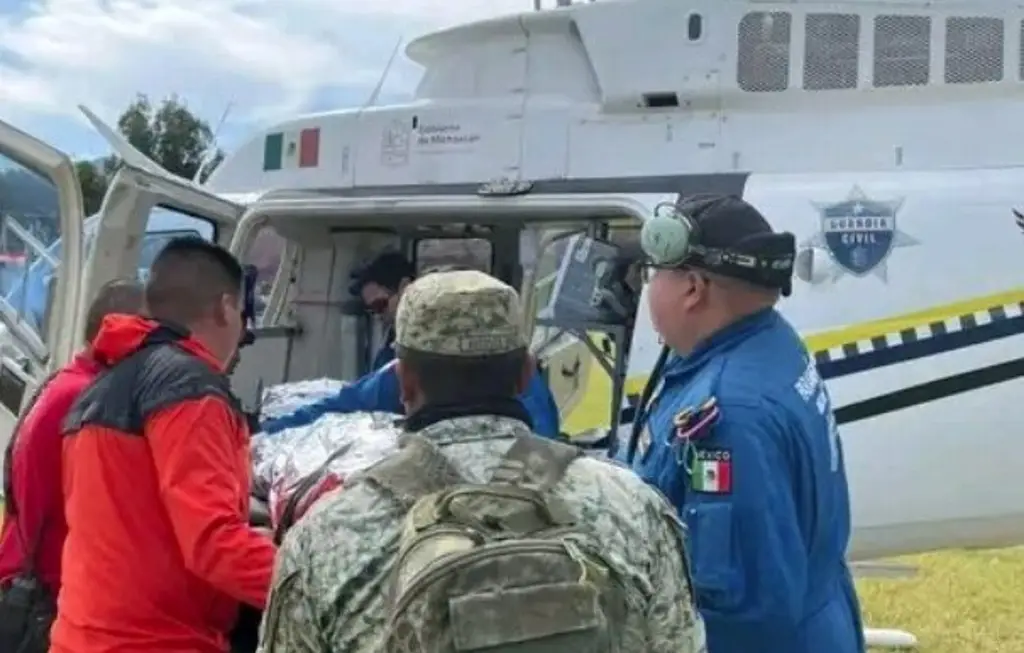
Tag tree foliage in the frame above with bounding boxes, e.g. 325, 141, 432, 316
76, 94, 225, 214
0, 95, 235, 304
75, 160, 110, 215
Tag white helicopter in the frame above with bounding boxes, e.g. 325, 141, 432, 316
1, 0, 1023, 647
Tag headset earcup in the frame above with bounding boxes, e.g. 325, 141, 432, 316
641, 213, 692, 266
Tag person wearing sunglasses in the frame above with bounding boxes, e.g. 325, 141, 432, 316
620, 196, 864, 653
349, 251, 417, 372
260, 264, 562, 440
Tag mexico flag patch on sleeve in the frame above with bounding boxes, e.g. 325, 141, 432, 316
690, 449, 732, 494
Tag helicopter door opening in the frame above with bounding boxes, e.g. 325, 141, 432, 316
0, 120, 86, 482
224, 192, 655, 416
527, 222, 644, 444
134, 215, 215, 284
229, 225, 398, 409
227, 212, 304, 409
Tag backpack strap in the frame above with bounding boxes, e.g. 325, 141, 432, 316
3, 369, 63, 581
362, 434, 465, 507
489, 434, 581, 491
3, 369, 61, 519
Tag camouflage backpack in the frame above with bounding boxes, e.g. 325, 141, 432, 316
362, 432, 630, 653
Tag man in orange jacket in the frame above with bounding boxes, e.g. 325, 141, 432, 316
0, 280, 144, 653
1, 280, 143, 596
52, 237, 276, 653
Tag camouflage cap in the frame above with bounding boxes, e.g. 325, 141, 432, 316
395, 270, 526, 357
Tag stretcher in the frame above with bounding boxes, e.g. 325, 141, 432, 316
249, 379, 402, 537
237, 380, 404, 652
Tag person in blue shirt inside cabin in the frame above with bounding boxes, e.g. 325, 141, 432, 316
620, 195, 865, 653
261, 256, 562, 439
349, 251, 412, 371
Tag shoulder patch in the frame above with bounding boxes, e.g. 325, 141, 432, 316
689, 448, 731, 494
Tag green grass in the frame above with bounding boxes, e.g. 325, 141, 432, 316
861, 547, 1024, 652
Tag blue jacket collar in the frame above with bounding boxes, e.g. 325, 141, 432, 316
666, 307, 779, 377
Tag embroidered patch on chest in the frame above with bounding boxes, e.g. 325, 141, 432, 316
690, 448, 732, 494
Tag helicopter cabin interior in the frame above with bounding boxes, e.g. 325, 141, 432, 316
227, 195, 646, 440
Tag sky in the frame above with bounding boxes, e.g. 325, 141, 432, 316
0, 0, 534, 160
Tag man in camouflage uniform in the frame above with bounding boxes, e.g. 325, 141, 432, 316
257, 270, 706, 653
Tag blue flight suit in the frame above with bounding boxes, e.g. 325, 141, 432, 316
261, 359, 563, 439
371, 328, 396, 371
624, 308, 864, 653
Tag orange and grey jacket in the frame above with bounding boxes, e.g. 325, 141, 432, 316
51, 314, 276, 653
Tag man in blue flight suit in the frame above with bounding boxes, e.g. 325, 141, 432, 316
623, 195, 864, 653
261, 264, 562, 438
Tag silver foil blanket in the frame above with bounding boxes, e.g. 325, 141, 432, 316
251, 378, 402, 529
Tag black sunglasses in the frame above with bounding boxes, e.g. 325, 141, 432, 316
366, 297, 391, 314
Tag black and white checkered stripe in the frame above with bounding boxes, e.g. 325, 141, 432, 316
813, 301, 1024, 366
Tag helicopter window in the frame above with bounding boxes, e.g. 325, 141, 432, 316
873, 15, 931, 87
687, 14, 703, 42
243, 226, 284, 324
415, 238, 492, 274
0, 151, 62, 341
139, 207, 215, 282
803, 14, 860, 91
944, 17, 1003, 84
737, 11, 792, 93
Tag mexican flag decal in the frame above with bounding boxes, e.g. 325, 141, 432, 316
691, 449, 732, 494
263, 127, 321, 171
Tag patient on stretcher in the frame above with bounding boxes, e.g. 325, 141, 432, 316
249, 379, 403, 535
236, 381, 404, 652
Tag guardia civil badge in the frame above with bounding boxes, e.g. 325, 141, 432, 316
804, 186, 918, 283
691, 449, 732, 494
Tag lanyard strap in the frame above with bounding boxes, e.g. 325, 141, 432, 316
624, 345, 671, 465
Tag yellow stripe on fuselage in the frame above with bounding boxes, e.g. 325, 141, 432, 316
802, 287, 1024, 353
562, 287, 1024, 437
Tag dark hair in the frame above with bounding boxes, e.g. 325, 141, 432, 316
398, 348, 527, 405
145, 237, 243, 325
350, 251, 416, 295
85, 279, 144, 342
